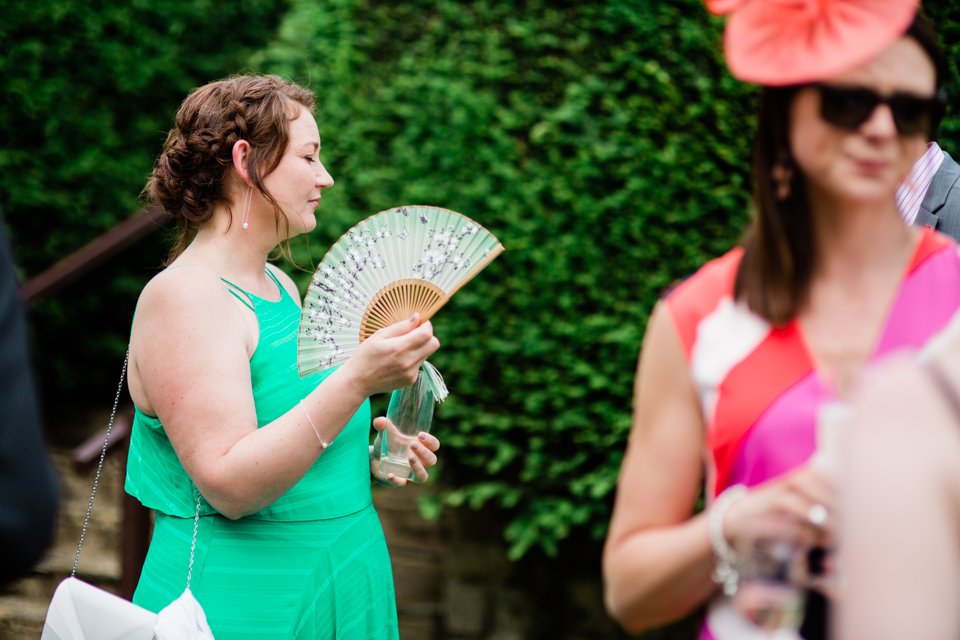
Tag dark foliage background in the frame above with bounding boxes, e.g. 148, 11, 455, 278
1, 0, 289, 399
4, 0, 960, 564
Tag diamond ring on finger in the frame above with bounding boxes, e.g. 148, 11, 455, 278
807, 503, 828, 527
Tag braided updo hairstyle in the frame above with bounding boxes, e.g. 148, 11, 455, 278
145, 75, 315, 261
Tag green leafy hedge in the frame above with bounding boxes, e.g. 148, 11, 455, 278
1, 0, 288, 396
256, 0, 960, 558
7, 0, 960, 560
254, 0, 757, 558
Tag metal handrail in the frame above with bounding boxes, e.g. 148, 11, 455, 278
22, 206, 169, 598
21, 205, 169, 306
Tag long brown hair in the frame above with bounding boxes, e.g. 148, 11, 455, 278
733, 12, 945, 325
144, 75, 315, 263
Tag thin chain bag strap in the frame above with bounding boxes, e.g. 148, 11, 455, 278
71, 348, 130, 576
71, 346, 204, 583
43, 348, 159, 639
45, 348, 213, 640
153, 477, 215, 637
186, 490, 202, 590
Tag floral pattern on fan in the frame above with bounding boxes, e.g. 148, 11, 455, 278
298, 205, 503, 377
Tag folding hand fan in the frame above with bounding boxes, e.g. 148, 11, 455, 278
297, 205, 504, 386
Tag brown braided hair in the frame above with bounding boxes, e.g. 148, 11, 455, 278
145, 75, 315, 262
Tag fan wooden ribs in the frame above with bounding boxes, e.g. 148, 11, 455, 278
359, 279, 446, 341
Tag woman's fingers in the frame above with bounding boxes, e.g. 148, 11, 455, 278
407, 453, 430, 483
371, 419, 439, 487
791, 466, 835, 510
387, 473, 408, 487
375, 314, 422, 339
416, 431, 440, 452
788, 467, 836, 547
410, 438, 438, 468
407, 432, 440, 483
400, 323, 440, 362
352, 320, 439, 394
374, 318, 434, 350
372, 416, 392, 433
725, 465, 836, 551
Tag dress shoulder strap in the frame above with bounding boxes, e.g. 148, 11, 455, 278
264, 266, 284, 290
922, 357, 960, 423
219, 277, 256, 311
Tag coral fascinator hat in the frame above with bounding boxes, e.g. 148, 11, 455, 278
707, 0, 921, 86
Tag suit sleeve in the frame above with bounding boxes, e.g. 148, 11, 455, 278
937, 181, 960, 242
0, 219, 59, 586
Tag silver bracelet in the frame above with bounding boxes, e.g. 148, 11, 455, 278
709, 483, 747, 596
298, 399, 330, 449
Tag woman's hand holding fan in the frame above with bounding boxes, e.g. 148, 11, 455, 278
337, 314, 439, 397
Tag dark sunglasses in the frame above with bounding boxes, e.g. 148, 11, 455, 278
813, 83, 946, 136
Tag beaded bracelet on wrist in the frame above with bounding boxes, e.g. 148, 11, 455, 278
708, 484, 747, 596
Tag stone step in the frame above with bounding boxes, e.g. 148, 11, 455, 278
49, 446, 126, 563
0, 549, 121, 640
0, 595, 48, 640
53, 503, 123, 561
0, 445, 127, 639
1, 545, 121, 603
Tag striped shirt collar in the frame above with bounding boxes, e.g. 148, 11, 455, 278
897, 141, 945, 226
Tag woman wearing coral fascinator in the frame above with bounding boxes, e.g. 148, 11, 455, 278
604, 1, 950, 639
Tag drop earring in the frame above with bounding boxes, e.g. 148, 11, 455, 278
241, 186, 252, 229
771, 157, 793, 201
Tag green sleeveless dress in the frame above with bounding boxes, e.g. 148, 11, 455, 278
125, 270, 399, 639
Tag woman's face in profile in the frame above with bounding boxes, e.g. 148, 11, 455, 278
788, 36, 935, 206
262, 106, 334, 237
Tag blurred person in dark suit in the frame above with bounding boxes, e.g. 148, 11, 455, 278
0, 204, 59, 586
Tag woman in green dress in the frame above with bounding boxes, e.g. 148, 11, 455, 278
124, 74, 441, 639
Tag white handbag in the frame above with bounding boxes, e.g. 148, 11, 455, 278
42, 577, 156, 640
41, 352, 214, 639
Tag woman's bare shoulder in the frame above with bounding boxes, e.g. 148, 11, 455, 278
132, 264, 251, 346
137, 263, 232, 314
266, 262, 302, 304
